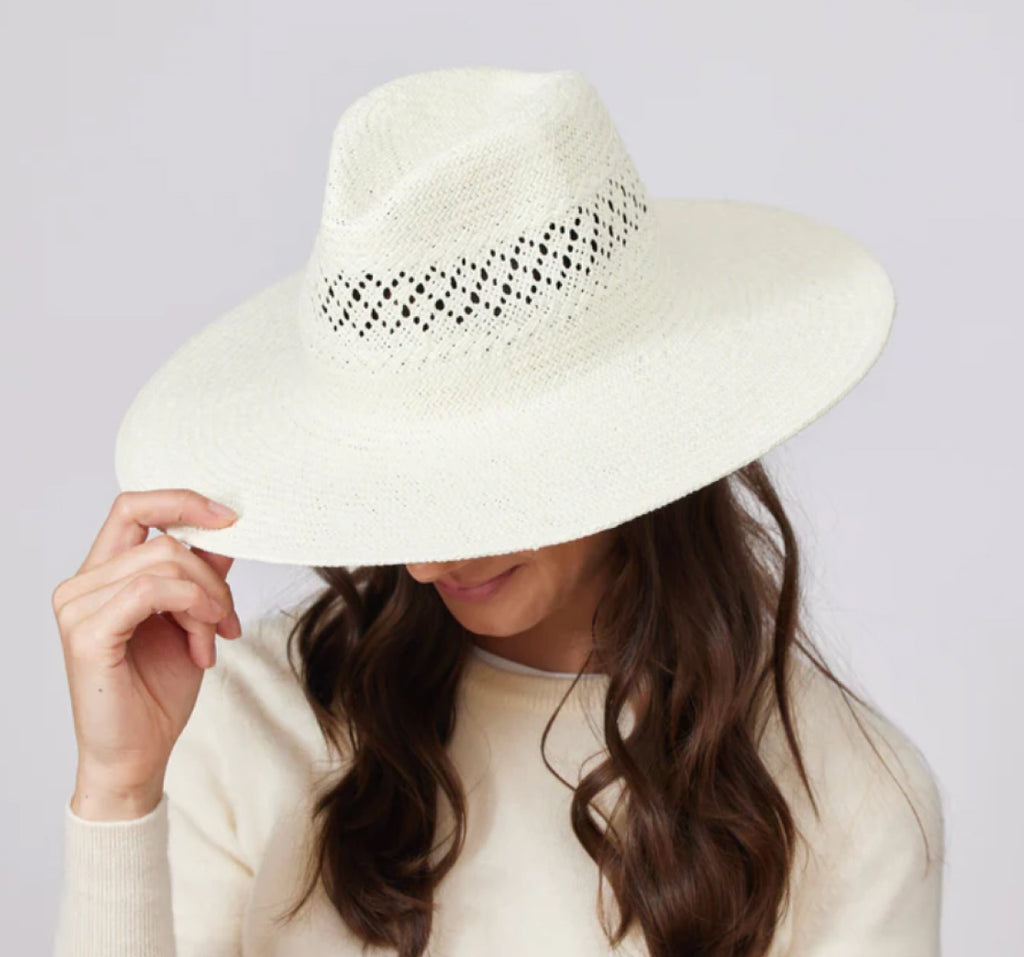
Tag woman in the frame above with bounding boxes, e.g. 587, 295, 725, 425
52, 66, 944, 957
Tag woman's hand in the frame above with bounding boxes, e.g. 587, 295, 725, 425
52, 489, 242, 819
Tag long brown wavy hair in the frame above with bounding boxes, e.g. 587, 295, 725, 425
267, 459, 936, 956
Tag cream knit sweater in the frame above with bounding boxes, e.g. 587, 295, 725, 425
53, 607, 945, 956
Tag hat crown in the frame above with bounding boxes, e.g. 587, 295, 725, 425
295, 67, 677, 416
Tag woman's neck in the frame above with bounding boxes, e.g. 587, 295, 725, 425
469, 642, 582, 678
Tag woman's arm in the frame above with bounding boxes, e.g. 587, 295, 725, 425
53, 655, 252, 957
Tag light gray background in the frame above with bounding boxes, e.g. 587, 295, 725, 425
3, 1, 1021, 953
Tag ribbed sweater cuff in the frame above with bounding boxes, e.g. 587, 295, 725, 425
53, 792, 175, 957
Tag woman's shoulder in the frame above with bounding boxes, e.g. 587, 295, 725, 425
762, 648, 945, 870
163, 599, 335, 876
208, 599, 328, 759
218, 601, 305, 687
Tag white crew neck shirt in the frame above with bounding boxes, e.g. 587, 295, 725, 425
469, 641, 593, 678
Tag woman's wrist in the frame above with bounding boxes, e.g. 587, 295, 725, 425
70, 775, 165, 822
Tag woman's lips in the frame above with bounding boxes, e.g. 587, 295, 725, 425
436, 565, 521, 601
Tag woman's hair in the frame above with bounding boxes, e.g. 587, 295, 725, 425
268, 459, 935, 956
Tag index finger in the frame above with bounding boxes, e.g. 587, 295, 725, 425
79, 488, 238, 575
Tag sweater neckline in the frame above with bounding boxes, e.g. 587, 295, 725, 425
462, 645, 611, 714
469, 642, 582, 678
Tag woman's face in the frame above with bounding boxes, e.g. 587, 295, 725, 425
405, 527, 619, 671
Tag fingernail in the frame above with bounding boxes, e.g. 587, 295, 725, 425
206, 499, 238, 519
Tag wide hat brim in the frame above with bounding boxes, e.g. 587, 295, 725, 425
114, 197, 894, 566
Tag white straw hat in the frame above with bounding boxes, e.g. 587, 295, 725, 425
114, 65, 895, 566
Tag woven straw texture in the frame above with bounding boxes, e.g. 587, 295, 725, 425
114, 66, 895, 565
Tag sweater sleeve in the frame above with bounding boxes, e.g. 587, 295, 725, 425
53, 655, 253, 957
789, 705, 947, 956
